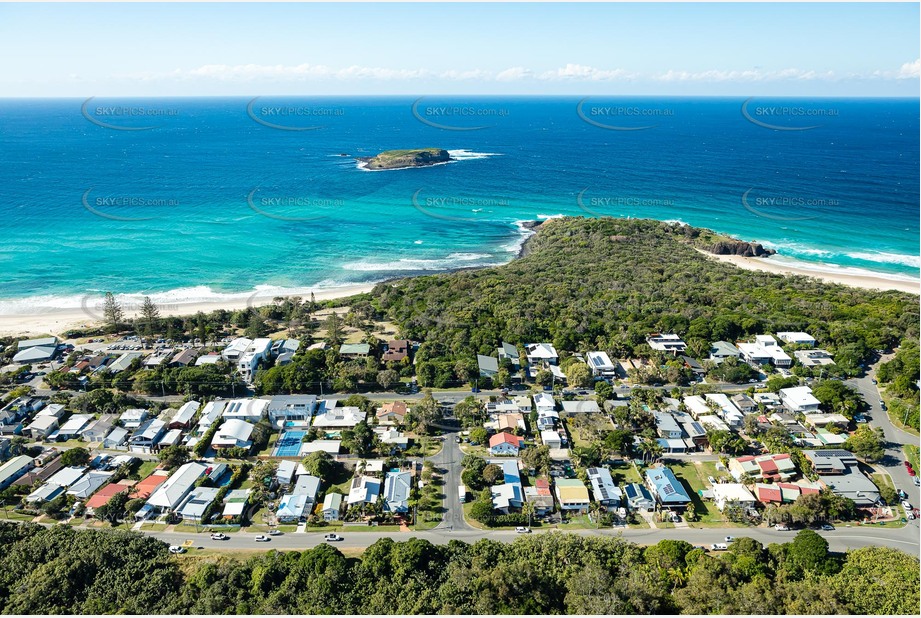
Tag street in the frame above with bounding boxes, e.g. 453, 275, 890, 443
426, 429, 472, 532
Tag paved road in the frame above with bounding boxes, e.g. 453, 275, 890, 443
846, 353, 920, 507
148, 521, 919, 555
428, 428, 472, 532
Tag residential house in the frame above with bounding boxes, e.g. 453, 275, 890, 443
211, 419, 255, 450
711, 483, 757, 512
25, 415, 59, 440
107, 351, 143, 373
794, 349, 836, 367
129, 419, 167, 453
0, 455, 34, 490
540, 430, 562, 449
682, 395, 711, 419
56, 414, 94, 440
524, 478, 555, 516
753, 481, 822, 505
709, 340, 742, 362
221, 337, 252, 362
299, 440, 342, 455
644, 466, 692, 511
680, 420, 708, 449
729, 453, 798, 482
275, 460, 297, 486
146, 462, 207, 513
488, 432, 523, 456
779, 386, 822, 414
157, 429, 183, 450
731, 394, 758, 414
490, 460, 523, 512
26, 466, 85, 503
738, 335, 792, 367
488, 412, 525, 434
322, 493, 344, 521
681, 356, 707, 378
383, 470, 412, 513
237, 338, 272, 382
195, 354, 222, 367
777, 332, 816, 347
268, 395, 317, 425
381, 339, 410, 363
375, 427, 410, 453
477, 354, 499, 378
178, 486, 221, 522
119, 408, 148, 429
654, 411, 683, 440
561, 400, 601, 414
555, 478, 591, 513
103, 427, 129, 449
169, 401, 200, 429
271, 338, 300, 358
169, 348, 198, 367
525, 343, 559, 366
13, 336, 58, 363
697, 415, 731, 433
705, 393, 744, 428
67, 470, 114, 500
801, 449, 879, 506
347, 475, 382, 506
657, 438, 690, 454
587, 467, 622, 506
194, 401, 226, 435
81, 418, 113, 443
646, 333, 687, 354
586, 351, 618, 378
277, 494, 311, 522
292, 474, 322, 504
376, 401, 408, 426
497, 342, 520, 367
313, 404, 366, 429
221, 489, 250, 519
222, 398, 269, 423
339, 343, 371, 359
534, 393, 556, 414
512, 395, 532, 415
625, 482, 655, 511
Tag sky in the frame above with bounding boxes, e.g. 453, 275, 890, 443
0, 2, 918, 97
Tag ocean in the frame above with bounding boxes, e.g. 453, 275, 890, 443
0, 96, 917, 314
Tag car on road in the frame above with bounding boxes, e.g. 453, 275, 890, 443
455, 437, 461, 443
210, 533, 228, 540
168, 546, 186, 554
515, 526, 531, 534
898, 489, 908, 500
775, 524, 790, 531
871, 379, 877, 384
724, 536, 735, 542
710, 543, 728, 551
878, 399, 884, 405
901, 500, 913, 510
268, 529, 282, 536
914, 478, 921, 487
254, 535, 270, 542
324, 534, 343, 542
820, 524, 835, 531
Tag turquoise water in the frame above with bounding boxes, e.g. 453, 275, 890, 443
0, 96, 917, 314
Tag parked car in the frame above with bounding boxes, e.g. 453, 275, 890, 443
871, 379, 877, 384
210, 533, 228, 540
775, 524, 790, 531
515, 526, 532, 534
324, 533, 343, 542
914, 478, 920, 487
168, 546, 186, 554
901, 500, 913, 510
820, 524, 835, 531
254, 535, 270, 542
724, 536, 735, 542
710, 543, 728, 551
898, 489, 908, 500
268, 529, 282, 536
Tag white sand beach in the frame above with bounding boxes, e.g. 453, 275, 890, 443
700, 250, 920, 295
0, 283, 377, 338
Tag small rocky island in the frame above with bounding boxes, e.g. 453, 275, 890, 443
358, 148, 452, 170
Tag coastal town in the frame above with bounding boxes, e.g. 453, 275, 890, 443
1, 313, 918, 557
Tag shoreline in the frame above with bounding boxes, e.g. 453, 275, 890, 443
699, 250, 920, 295
0, 283, 377, 338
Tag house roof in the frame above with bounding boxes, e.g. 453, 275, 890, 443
339, 343, 370, 355
525, 343, 558, 359
555, 478, 590, 502
645, 467, 691, 504
67, 470, 114, 499
477, 355, 499, 373
377, 401, 408, 418
58, 414, 93, 435
561, 400, 600, 414
293, 475, 321, 501
347, 475, 381, 505
146, 462, 206, 509
384, 470, 412, 509
172, 401, 200, 425
179, 486, 221, 519
489, 432, 523, 448
323, 492, 344, 512
213, 419, 255, 444
85, 480, 136, 509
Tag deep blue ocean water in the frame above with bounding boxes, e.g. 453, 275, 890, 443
0, 96, 917, 313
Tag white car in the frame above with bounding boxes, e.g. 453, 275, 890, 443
724, 536, 735, 543
267, 529, 282, 536
901, 500, 913, 510
210, 533, 228, 540
515, 526, 531, 534
254, 535, 271, 542
324, 533, 343, 542
168, 545, 186, 554
775, 523, 790, 531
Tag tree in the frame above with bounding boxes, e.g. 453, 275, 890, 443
565, 362, 592, 388
376, 369, 399, 390
302, 451, 335, 479
469, 427, 488, 445
61, 447, 91, 467
535, 369, 553, 387
341, 421, 374, 457
140, 296, 160, 335
594, 380, 613, 404
324, 312, 344, 345
843, 425, 885, 461
787, 529, 834, 574
521, 444, 551, 476
95, 490, 131, 524
604, 429, 634, 457
103, 291, 124, 334
482, 464, 503, 485
158, 445, 190, 470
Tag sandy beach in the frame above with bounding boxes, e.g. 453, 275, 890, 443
700, 250, 920, 295
0, 283, 377, 338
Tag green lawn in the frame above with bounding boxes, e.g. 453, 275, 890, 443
563, 413, 614, 447
0, 510, 38, 522
904, 445, 920, 475
609, 461, 643, 486
257, 432, 280, 457
135, 460, 160, 479
664, 461, 725, 525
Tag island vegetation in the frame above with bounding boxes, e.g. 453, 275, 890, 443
358, 148, 451, 170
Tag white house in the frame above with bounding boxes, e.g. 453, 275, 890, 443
709, 340, 742, 362
533, 392, 556, 414
777, 332, 816, 347
169, 401, 200, 429
119, 408, 148, 429
540, 430, 562, 449
347, 475, 381, 506
312, 404, 366, 429
221, 398, 269, 423
646, 333, 687, 354
383, 470, 412, 513
129, 418, 167, 453
488, 432, 523, 456
221, 337, 252, 362
525, 343, 558, 366
779, 386, 822, 414
322, 493, 344, 521
654, 411, 683, 439
711, 483, 757, 512
211, 419, 255, 450
238, 338, 272, 382
586, 467, 622, 506
146, 462, 207, 512
705, 394, 744, 427
268, 395, 317, 425
56, 414, 94, 440
277, 493, 310, 522
738, 335, 792, 368
682, 395, 712, 419
586, 351, 618, 377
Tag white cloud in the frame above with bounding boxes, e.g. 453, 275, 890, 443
494, 67, 533, 82
898, 58, 921, 79
538, 64, 636, 81
653, 68, 837, 82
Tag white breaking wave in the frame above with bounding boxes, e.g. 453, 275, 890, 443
536, 213, 565, 220
846, 251, 921, 269
343, 252, 496, 272
767, 255, 920, 284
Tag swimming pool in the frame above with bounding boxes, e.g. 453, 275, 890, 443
273, 431, 305, 457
